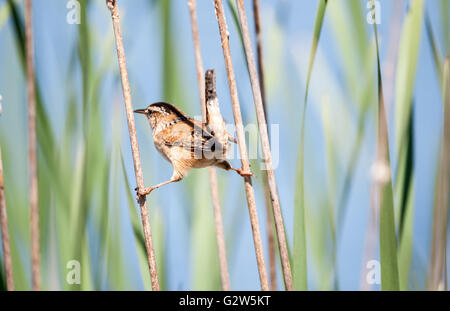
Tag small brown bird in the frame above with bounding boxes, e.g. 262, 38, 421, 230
134, 69, 251, 197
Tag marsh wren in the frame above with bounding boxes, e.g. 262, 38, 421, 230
134, 69, 251, 197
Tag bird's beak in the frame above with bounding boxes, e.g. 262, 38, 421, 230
134, 108, 147, 115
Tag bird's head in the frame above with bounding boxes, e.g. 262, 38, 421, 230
134, 102, 188, 130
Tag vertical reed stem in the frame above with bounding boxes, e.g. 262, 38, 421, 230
251, 0, 267, 119
0, 97, 14, 291
187, 0, 230, 291
429, 57, 450, 290
213, 0, 269, 290
0, 151, 13, 291
106, 0, 159, 291
209, 168, 230, 290
25, 0, 40, 291
235, 0, 293, 290
252, 0, 277, 290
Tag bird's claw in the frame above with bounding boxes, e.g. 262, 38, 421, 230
236, 168, 253, 177
135, 186, 153, 201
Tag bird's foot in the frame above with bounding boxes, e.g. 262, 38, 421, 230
232, 167, 253, 177
134, 186, 154, 201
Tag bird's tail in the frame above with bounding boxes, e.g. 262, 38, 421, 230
205, 69, 216, 103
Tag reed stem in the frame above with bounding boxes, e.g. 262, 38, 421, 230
429, 57, 450, 290
213, 0, 269, 291
235, 0, 293, 290
106, 0, 159, 291
252, 0, 277, 290
25, 0, 40, 291
0, 97, 14, 291
187, 0, 230, 291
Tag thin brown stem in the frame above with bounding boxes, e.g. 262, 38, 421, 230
252, 0, 267, 120
213, 0, 269, 290
209, 168, 230, 290
0, 97, 14, 291
188, 0, 206, 117
264, 181, 277, 290
25, 0, 40, 291
235, 0, 292, 290
187, 0, 230, 291
106, 0, 159, 291
429, 57, 450, 290
0, 152, 14, 292
252, 0, 277, 290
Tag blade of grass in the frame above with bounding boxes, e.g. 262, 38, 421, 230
161, 0, 186, 111
393, 0, 424, 290
319, 95, 338, 290
328, 0, 376, 232
294, 0, 328, 291
213, 0, 269, 290
0, 1, 11, 30
371, 0, 400, 291
71, 1, 113, 290
71, 0, 93, 291
192, 171, 222, 290
106, 0, 159, 291
94, 155, 111, 290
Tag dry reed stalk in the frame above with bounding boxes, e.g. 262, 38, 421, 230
252, 0, 277, 290
235, 0, 292, 290
0, 150, 14, 291
25, 0, 40, 291
208, 168, 230, 290
251, 0, 267, 119
188, 0, 206, 118
106, 0, 159, 291
263, 184, 277, 290
187, 0, 230, 290
0, 97, 14, 291
428, 57, 450, 290
213, 0, 269, 290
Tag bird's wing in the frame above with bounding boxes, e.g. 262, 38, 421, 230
161, 120, 221, 153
